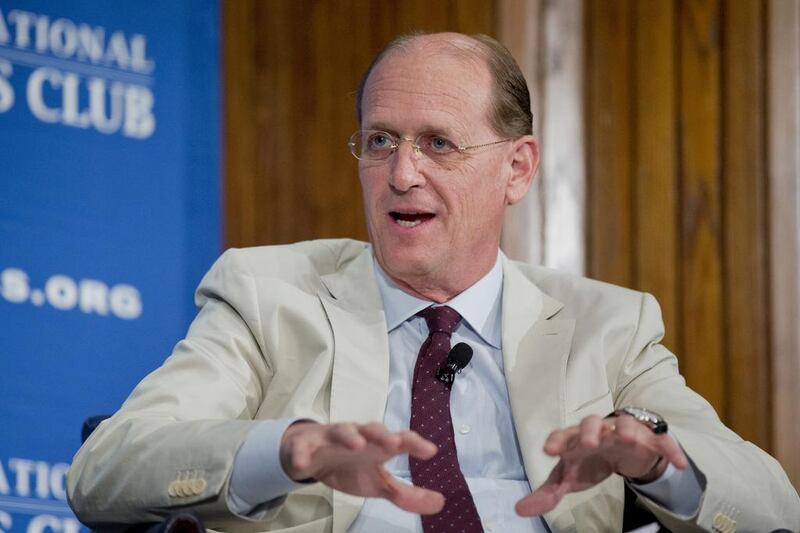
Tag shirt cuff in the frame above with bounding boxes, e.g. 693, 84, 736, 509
627, 434, 704, 517
227, 418, 315, 516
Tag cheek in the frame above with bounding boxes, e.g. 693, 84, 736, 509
359, 170, 382, 211
452, 164, 507, 212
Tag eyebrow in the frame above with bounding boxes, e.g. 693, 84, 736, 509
365, 122, 400, 136
365, 122, 459, 139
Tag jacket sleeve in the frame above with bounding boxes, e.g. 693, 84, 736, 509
614, 292, 800, 532
66, 250, 286, 531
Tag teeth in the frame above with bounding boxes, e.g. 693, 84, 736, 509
396, 219, 422, 228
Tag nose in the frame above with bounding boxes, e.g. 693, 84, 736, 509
388, 139, 425, 192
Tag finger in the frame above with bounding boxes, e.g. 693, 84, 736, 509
380, 471, 445, 515
328, 423, 367, 450
578, 415, 606, 449
515, 479, 569, 516
359, 422, 401, 451
515, 459, 569, 516
543, 426, 580, 456
396, 430, 438, 460
653, 432, 689, 470
613, 414, 649, 444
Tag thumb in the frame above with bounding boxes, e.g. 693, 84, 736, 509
515, 461, 568, 517
515, 480, 568, 517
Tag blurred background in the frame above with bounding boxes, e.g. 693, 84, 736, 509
1, 1, 798, 531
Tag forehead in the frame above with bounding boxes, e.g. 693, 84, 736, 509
360, 38, 494, 137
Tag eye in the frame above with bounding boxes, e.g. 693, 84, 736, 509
366, 132, 394, 152
422, 134, 458, 154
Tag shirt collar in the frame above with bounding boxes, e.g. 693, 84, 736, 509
373, 254, 503, 349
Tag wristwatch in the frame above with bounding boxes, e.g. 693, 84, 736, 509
607, 406, 668, 434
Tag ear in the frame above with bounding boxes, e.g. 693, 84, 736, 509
504, 135, 539, 205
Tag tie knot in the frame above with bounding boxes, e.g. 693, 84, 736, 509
417, 305, 462, 336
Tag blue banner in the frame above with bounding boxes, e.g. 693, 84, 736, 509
0, 1, 220, 531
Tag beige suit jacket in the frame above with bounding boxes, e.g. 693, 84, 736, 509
67, 239, 800, 532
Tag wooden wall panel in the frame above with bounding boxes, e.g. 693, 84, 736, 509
721, 0, 770, 447
586, 0, 634, 288
768, 0, 800, 487
540, 0, 586, 275
223, 0, 496, 248
587, 0, 782, 453
499, 0, 586, 275
632, 1, 679, 354
679, 0, 726, 414
498, 0, 546, 266
223, 3, 259, 246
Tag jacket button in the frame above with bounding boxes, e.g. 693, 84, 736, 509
712, 512, 736, 533
191, 479, 207, 494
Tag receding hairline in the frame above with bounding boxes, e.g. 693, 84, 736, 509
356, 32, 532, 137
358, 34, 493, 108
378, 32, 489, 64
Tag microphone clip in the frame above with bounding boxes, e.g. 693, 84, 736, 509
435, 342, 473, 387
435, 364, 462, 386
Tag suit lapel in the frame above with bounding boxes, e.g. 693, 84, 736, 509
501, 258, 579, 531
319, 246, 389, 533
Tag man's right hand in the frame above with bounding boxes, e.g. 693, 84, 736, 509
279, 421, 445, 515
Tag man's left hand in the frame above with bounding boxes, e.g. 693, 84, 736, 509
515, 413, 689, 516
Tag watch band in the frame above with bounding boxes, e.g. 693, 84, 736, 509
606, 406, 668, 434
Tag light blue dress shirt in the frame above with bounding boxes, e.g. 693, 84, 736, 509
349, 255, 546, 532
228, 253, 702, 530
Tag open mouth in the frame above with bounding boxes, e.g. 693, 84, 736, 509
390, 211, 435, 228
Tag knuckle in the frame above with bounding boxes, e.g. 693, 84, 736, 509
579, 416, 598, 429
337, 422, 356, 433
365, 421, 383, 433
617, 424, 638, 442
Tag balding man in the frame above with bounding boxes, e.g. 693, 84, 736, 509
68, 32, 800, 533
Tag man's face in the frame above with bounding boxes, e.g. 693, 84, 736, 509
358, 37, 532, 299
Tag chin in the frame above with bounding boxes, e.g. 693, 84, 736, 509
377, 247, 435, 280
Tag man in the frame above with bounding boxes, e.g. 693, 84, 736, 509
68, 32, 800, 532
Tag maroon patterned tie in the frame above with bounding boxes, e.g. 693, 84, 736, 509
409, 306, 483, 532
